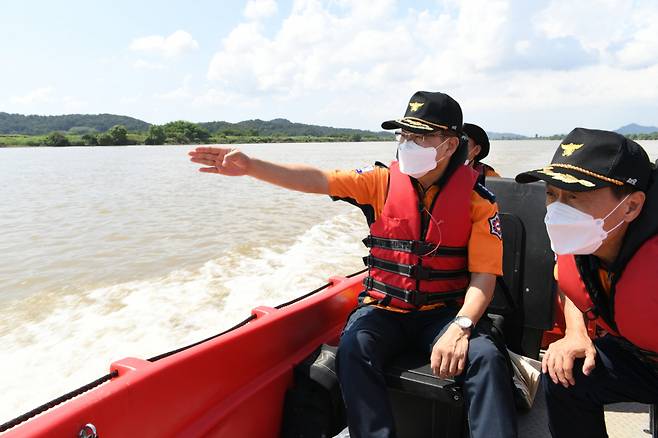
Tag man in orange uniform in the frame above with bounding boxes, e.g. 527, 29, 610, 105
462, 122, 500, 183
189, 91, 517, 438
515, 128, 658, 438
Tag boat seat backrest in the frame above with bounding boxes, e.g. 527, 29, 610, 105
486, 177, 557, 357
487, 212, 524, 317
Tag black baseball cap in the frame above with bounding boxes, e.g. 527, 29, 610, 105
462, 123, 490, 161
515, 127, 652, 192
381, 91, 462, 134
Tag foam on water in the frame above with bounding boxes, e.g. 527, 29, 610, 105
0, 210, 368, 423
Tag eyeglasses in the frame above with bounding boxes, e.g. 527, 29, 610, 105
394, 130, 449, 147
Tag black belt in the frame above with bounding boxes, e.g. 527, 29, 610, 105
363, 255, 468, 281
363, 276, 467, 308
362, 236, 467, 257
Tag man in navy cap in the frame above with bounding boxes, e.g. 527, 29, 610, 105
462, 123, 500, 184
516, 127, 658, 438
190, 91, 517, 438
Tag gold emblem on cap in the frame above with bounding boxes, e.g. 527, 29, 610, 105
560, 143, 584, 157
538, 166, 595, 187
408, 102, 424, 112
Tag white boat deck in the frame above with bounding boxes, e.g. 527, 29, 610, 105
335, 397, 653, 437
519, 394, 652, 437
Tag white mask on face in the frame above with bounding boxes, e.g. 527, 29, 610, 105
543, 195, 630, 255
398, 138, 449, 179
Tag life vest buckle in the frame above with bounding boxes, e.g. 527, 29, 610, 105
363, 276, 427, 307
409, 264, 430, 281
407, 290, 428, 307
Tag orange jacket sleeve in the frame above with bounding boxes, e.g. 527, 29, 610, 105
325, 165, 388, 221
485, 168, 501, 177
468, 192, 503, 276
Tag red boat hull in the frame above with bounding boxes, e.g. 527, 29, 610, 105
3, 274, 363, 438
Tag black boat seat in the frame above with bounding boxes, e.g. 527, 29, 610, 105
384, 350, 465, 438
382, 314, 508, 438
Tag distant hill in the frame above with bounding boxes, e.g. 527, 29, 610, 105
614, 123, 658, 135
0, 112, 392, 139
5, 111, 655, 140
199, 118, 390, 138
487, 131, 528, 140
0, 112, 150, 135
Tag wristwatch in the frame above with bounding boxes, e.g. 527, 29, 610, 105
452, 315, 474, 331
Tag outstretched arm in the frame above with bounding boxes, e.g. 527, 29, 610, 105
189, 146, 329, 194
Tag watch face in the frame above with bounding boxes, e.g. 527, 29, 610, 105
456, 316, 473, 329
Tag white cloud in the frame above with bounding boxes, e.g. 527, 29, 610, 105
192, 88, 261, 109
156, 87, 192, 101
207, 0, 419, 95
134, 59, 166, 70
244, 0, 278, 20
205, 0, 512, 114
535, 0, 658, 68
130, 30, 199, 58
207, 0, 513, 94
9, 88, 89, 114
62, 96, 87, 112
10, 87, 55, 105
199, 0, 658, 133
462, 64, 658, 111
515, 40, 531, 55
615, 3, 658, 67
535, 0, 633, 53
157, 75, 195, 101
120, 96, 140, 104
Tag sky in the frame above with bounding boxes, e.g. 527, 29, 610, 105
2, 0, 658, 136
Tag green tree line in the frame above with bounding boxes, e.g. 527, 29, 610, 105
0, 120, 393, 147
626, 132, 658, 140
0, 112, 149, 135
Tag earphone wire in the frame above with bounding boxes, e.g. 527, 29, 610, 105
420, 207, 443, 257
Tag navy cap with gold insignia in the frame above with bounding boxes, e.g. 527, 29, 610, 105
515, 127, 652, 192
381, 91, 462, 134
462, 123, 490, 161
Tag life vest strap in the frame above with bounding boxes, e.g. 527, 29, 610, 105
583, 306, 599, 321
363, 276, 467, 308
363, 255, 468, 281
362, 236, 467, 257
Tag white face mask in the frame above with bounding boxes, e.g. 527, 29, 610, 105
544, 195, 629, 255
397, 139, 448, 179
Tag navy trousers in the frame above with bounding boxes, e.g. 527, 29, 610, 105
336, 304, 518, 438
543, 334, 658, 438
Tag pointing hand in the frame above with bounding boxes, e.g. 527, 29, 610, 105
189, 146, 251, 176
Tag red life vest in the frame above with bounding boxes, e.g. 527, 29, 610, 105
556, 234, 658, 354
362, 161, 478, 310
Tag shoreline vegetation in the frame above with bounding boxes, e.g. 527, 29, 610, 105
3, 129, 658, 148
0, 129, 393, 147
1, 113, 657, 147
0, 115, 395, 147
